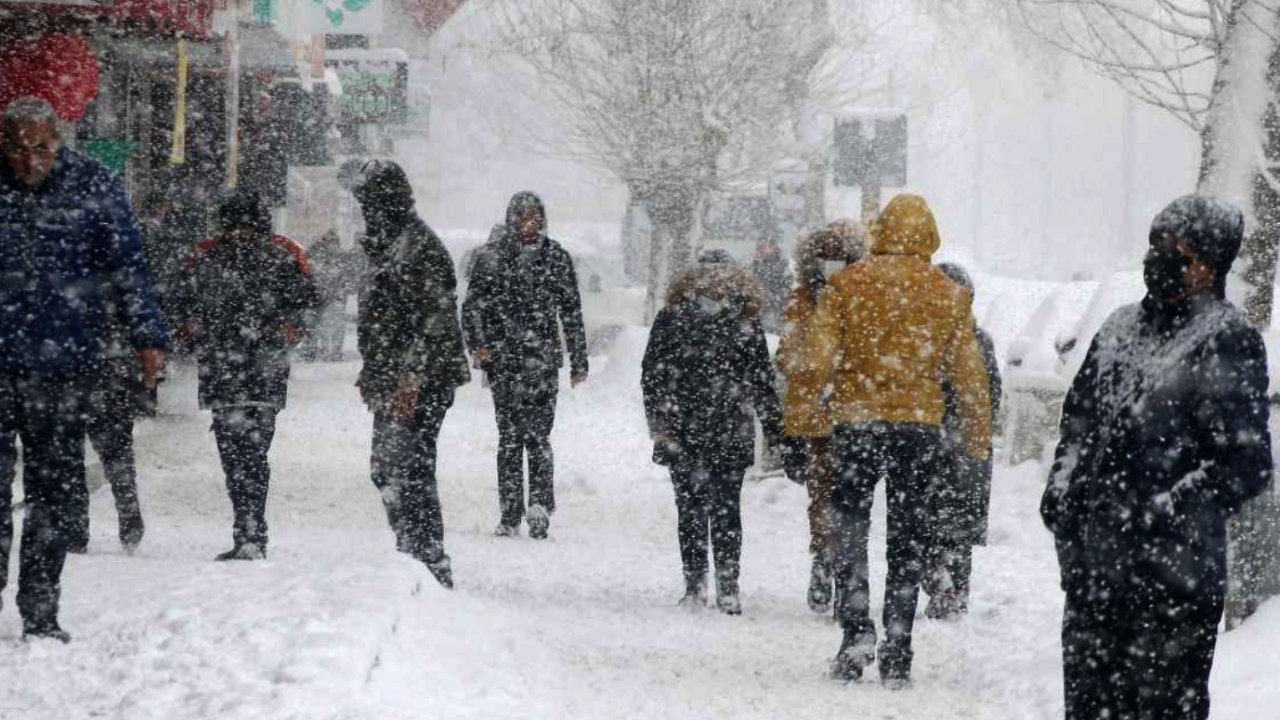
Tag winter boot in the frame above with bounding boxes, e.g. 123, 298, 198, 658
426, 555, 454, 590
526, 504, 550, 540
118, 505, 145, 552
830, 628, 876, 682
214, 543, 265, 561
23, 621, 71, 644
924, 567, 960, 620
807, 559, 834, 614
715, 572, 741, 616
677, 572, 708, 609
493, 523, 520, 538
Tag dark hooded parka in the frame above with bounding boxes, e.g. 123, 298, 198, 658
354, 161, 471, 407
461, 192, 588, 381
1042, 195, 1273, 720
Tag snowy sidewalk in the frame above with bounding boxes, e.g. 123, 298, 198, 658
0, 355, 1274, 719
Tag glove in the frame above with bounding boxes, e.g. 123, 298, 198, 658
778, 436, 809, 485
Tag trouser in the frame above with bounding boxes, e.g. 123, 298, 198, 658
671, 460, 745, 592
68, 359, 143, 546
0, 373, 90, 631
1062, 589, 1222, 720
922, 443, 979, 610
830, 422, 944, 681
316, 301, 346, 359
491, 370, 558, 527
371, 385, 454, 564
806, 437, 835, 565
212, 406, 278, 550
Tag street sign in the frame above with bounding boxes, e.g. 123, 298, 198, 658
833, 113, 908, 188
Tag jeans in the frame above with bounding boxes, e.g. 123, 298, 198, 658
830, 422, 944, 681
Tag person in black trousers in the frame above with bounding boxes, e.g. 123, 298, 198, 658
641, 250, 793, 615
179, 190, 319, 561
350, 160, 471, 589
462, 192, 588, 540
1042, 196, 1272, 720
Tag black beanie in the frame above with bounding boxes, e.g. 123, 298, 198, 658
218, 190, 272, 235
1149, 195, 1245, 278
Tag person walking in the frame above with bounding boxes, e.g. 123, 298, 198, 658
351, 160, 470, 588
0, 97, 167, 641
462, 192, 588, 540
775, 220, 865, 614
803, 194, 991, 687
642, 250, 793, 615
179, 190, 319, 562
1042, 196, 1272, 720
920, 262, 1002, 619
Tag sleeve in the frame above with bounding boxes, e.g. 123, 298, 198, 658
641, 309, 677, 437
461, 246, 498, 358
1040, 334, 1103, 536
284, 245, 323, 328
745, 319, 785, 444
558, 251, 590, 377
802, 282, 846, 420
401, 229, 468, 381
96, 174, 168, 351
979, 330, 1003, 424
1187, 324, 1274, 517
942, 303, 992, 460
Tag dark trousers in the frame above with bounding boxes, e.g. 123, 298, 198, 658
371, 385, 454, 564
212, 406, 278, 549
1062, 590, 1222, 720
671, 461, 745, 591
830, 422, 943, 681
923, 444, 986, 611
68, 359, 143, 545
490, 371, 558, 526
0, 374, 89, 630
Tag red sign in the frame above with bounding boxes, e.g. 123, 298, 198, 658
0, 0, 215, 39
400, 0, 467, 34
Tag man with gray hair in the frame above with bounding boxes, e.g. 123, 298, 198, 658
0, 97, 167, 642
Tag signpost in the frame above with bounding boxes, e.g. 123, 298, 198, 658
833, 112, 908, 222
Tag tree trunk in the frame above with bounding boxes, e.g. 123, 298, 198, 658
1196, 0, 1280, 629
641, 181, 699, 323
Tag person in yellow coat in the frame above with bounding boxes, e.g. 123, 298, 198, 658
775, 220, 865, 615
805, 194, 991, 687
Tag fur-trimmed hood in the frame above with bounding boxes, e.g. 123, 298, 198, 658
795, 219, 866, 280
666, 256, 764, 320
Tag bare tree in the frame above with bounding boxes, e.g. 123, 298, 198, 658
489, 0, 849, 317
1015, 0, 1280, 627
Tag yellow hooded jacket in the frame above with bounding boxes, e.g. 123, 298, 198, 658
803, 194, 992, 458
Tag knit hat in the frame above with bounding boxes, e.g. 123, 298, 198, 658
1149, 195, 1245, 278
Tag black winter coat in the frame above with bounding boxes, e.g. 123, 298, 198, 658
461, 193, 588, 380
357, 216, 471, 409
1041, 294, 1273, 601
181, 234, 320, 409
641, 266, 784, 470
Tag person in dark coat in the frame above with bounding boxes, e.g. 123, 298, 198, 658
921, 262, 1002, 619
300, 229, 352, 362
462, 191, 588, 540
751, 233, 792, 333
179, 190, 320, 562
352, 160, 470, 589
0, 97, 168, 642
641, 250, 790, 615
1042, 196, 1273, 720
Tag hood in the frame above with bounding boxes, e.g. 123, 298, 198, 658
796, 219, 866, 272
1149, 195, 1243, 297
666, 255, 764, 320
871, 194, 940, 259
353, 160, 415, 238
505, 191, 547, 236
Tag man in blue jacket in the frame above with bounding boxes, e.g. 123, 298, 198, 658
0, 97, 167, 642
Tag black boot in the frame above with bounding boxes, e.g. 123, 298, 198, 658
715, 571, 741, 616
807, 558, 833, 613
118, 503, 145, 551
214, 543, 265, 561
678, 572, 708, 609
23, 620, 71, 644
830, 628, 876, 681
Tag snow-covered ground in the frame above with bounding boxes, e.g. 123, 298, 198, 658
1, 329, 1276, 719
